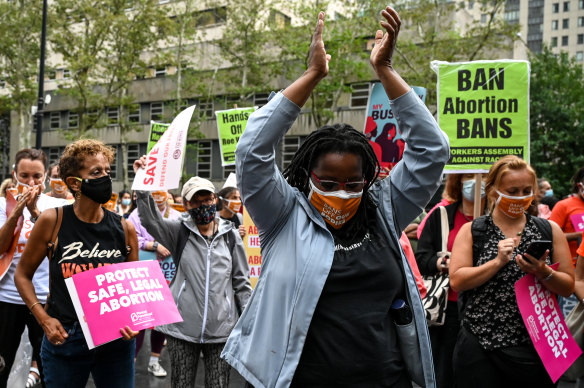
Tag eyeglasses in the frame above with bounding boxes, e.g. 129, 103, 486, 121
190, 196, 215, 207
310, 171, 366, 193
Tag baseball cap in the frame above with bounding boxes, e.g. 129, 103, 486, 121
181, 176, 216, 202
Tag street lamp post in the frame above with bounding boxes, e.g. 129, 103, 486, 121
35, 0, 48, 150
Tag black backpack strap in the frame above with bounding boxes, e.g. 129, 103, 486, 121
226, 228, 236, 253
460, 216, 489, 318
529, 214, 554, 257
471, 216, 489, 266
46, 207, 63, 261
120, 216, 131, 257
173, 223, 190, 266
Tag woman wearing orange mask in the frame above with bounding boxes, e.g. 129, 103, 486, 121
222, 8, 450, 388
217, 186, 246, 239
450, 155, 575, 387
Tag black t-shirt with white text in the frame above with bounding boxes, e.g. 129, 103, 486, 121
292, 227, 407, 387
47, 205, 127, 324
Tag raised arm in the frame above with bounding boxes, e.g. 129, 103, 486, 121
236, 12, 330, 234
372, 7, 450, 231
135, 191, 181, 257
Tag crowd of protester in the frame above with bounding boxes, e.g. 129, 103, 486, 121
0, 6, 583, 388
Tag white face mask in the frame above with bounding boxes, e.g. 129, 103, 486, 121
13, 172, 46, 195
462, 180, 485, 202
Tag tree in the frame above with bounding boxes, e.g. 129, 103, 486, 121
0, 0, 43, 149
276, 0, 379, 128
49, 0, 171, 187
394, 0, 519, 112
529, 46, 584, 197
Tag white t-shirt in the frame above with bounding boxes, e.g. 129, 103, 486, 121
0, 194, 69, 304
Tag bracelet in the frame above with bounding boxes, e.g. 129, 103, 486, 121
29, 301, 42, 311
152, 241, 159, 251
541, 269, 554, 282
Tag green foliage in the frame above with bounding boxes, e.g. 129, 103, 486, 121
529, 46, 584, 198
49, 0, 170, 137
394, 0, 519, 112
276, 0, 378, 127
0, 0, 43, 147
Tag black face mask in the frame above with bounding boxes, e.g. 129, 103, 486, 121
77, 175, 112, 204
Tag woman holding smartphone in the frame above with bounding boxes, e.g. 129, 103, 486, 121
450, 155, 574, 387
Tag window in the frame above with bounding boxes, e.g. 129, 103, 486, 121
552, 20, 559, 30
126, 143, 141, 179
197, 99, 213, 119
563, 18, 569, 28
468, 0, 475, 10
480, 13, 487, 23
128, 104, 140, 123
68, 112, 79, 129
578, 34, 584, 44
350, 83, 370, 108
150, 102, 163, 121
0, 79, 5, 88
576, 51, 584, 61
107, 107, 119, 125
552, 2, 560, 12
269, 10, 291, 28
562, 35, 569, 45
195, 7, 226, 27
281, 137, 302, 170
108, 145, 118, 179
47, 70, 56, 81
580, 0, 584, 9
154, 66, 166, 78
45, 147, 62, 166
195, 140, 212, 178
551, 37, 558, 47
222, 164, 235, 180
564, 1, 570, 11
50, 112, 60, 130
253, 93, 269, 108
61, 69, 71, 79
579, 17, 584, 27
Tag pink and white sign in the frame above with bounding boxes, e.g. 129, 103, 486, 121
515, 266, 582, 382
569, 213, 584, 233
65, 261, 182, 349
132, 105, 195, 191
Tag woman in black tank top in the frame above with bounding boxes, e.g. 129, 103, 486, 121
14, 139, 139, 388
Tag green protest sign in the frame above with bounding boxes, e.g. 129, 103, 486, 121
148, 121, 170, 153
215, 107, 256, 166
432, 60, 530, 172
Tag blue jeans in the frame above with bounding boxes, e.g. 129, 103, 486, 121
40, 322, 135, 388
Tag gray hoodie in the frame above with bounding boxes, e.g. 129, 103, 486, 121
136, 191, 251, 343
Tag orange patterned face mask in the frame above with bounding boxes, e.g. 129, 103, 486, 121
50, 178, 68, 195
152, 191, 168, 205
308, 180, 362, 229
495, 190, 533, 218
221, 197, 241, 214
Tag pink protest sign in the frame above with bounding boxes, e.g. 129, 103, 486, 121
65, 260, 182, 349
569, 213, 584, 233
515, 266, 582, 382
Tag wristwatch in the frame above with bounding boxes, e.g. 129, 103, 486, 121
152, 241, 159, 251
30, 215, 39, 224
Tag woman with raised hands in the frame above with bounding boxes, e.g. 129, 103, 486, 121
221, 7, 450, 388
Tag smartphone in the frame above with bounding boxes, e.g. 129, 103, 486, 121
521, 240, 552, 262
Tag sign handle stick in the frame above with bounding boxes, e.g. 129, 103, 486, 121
473, 173, 483, 219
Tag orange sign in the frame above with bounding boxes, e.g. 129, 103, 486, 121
242, 208, 261, 289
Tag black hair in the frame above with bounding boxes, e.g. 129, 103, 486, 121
216, 186, 238, 211
118, 189, 130, 198
571, 167, 584, 194
282, 123, 380, 241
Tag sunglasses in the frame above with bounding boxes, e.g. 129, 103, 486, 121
310, 171, 366, 193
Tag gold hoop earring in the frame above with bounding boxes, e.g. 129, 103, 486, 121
75, 191, 82, 201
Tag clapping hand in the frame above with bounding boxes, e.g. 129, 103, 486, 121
306, 12, 331, 81
370, 6, 401, 72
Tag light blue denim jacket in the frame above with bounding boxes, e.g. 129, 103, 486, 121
221, 90, 450, 388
